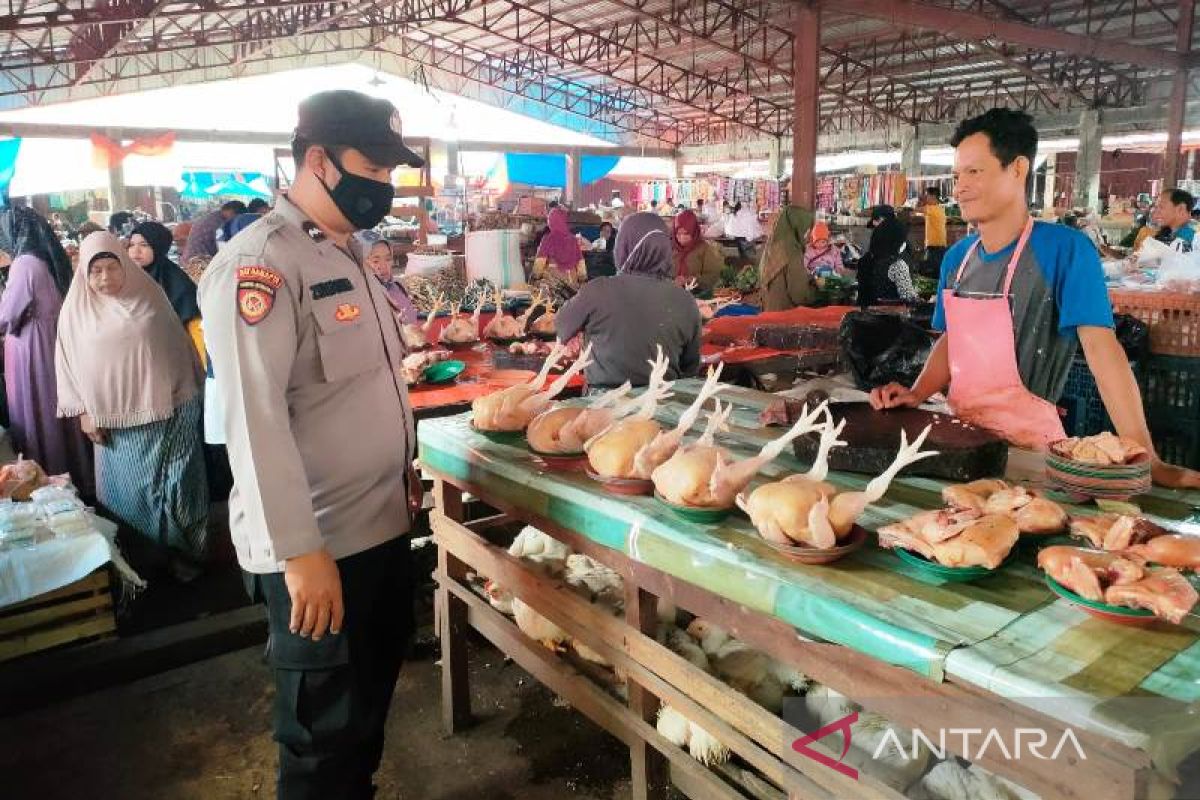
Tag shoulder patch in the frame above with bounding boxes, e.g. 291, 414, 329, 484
237, 265, 284, 325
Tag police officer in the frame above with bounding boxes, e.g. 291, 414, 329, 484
198, 90, 423, 799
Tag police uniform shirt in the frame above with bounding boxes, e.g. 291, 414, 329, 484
198, 195, 415, 574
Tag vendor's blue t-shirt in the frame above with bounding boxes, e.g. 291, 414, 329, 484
932, 220, 1113, 402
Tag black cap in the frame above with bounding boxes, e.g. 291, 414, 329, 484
294, 90, 425, 169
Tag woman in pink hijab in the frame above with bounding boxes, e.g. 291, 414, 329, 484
533, 207, 585, 285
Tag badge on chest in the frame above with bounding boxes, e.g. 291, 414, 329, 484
237, 266, 284, 325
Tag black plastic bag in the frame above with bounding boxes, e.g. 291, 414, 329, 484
839, 310, 933, 390
1113, 313, 1149, 363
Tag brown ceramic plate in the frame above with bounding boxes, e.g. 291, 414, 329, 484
763, 525, 868, 565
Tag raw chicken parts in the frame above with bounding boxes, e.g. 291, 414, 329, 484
1069, 513, 1164, 551
1126, 534, 1200, 572
471, 343, 592, 431
878, 513, 1019, 569
746, 420, 938, 548
1050, 432, 1148, 465
400, 349, 449, 385
1104, 568, 1198, 624
1037, 545, 1144, 602
942, 479, 1067, 534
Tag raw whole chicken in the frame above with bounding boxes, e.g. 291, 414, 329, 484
1125, 534, 1200, 572
585, 347, 677, 479
526, 383, 635, 455
1104, 568, 1198, 623
1070, 514, 1165, 551
632, 364, 728, 479
745, 421, 938, 547
943, 479, 1067, 534
400, 349, 449, 385
530, 299, 557, 336
1037, 545, 1144, 601
878, 513, 1019, 569
1050, 432, 1148, 465
481, 286, 525, 341
402, 292, 444, 350
471, 343, 592, 431
653, 402, 833, 509
440, 300, 482, 344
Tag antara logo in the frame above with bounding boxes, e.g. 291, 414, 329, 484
792, 712, 859, 780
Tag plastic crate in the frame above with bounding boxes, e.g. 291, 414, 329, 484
1139, 355, 1200, 420
1109, 290, 1200, 356
1056, 357, 1138, 438
1151, 419, 1200, 470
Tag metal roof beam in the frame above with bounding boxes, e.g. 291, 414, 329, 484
835, 0, 1183, 72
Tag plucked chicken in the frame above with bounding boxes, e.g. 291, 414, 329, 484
632, 365, 728, 479
1126, 534, 1200, 572
481, 286, 525, 341
746, 422, 938, 548
1037, 545, 1144, 601
525, 383, 634, 455
1070, 514, 1164, 551
1104, 568, 1198, 623
1050, 432, 1148, 465
585, 348, 676, 479
400, 349, 449, 385
401, 292, 444, 350
439, 300, 482, 344
943, 479, 1067, 534
878, 513, 1019, 569
652, 402, 832, 509
471, 343, 592, 431
530, 297, 557, 336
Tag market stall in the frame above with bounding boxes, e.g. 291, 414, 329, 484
424, 380, 1200, 800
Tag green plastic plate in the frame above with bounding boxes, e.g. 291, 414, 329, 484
894, 546, 1011, 582
654, 493, 732, 523
1044, 575, 1155, 618
423, 360, 466, 384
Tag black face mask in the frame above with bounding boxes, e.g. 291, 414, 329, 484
318, 149, 395, 230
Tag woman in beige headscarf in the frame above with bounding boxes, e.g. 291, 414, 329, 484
56, 232, 210, 580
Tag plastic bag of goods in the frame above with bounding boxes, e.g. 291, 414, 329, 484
405, 251, 455, 277
1136, 235, 1180, 266
465, 229, 525, 289
1155, 247, 1200, 293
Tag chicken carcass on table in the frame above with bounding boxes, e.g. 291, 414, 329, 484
471, 343, 592, 431
632, 364, 728, 479
877, 509, 1019, 570
746, 420, 938, 549
481, 286, 525, 341
1125, 534, 1200, 572
440, 300, 482, 344
1069, 514, 1166, 551
943, 479, 1067, 535
652, 402, 832, 510
400, 349, 449, 385
1104, 568, 1198, 624
1037, 545, 1144, 601
401, 292, 444, 350
585, 348, 677, 479
526, 382, 636, 454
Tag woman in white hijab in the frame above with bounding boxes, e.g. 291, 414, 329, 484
56, 231, 210, 580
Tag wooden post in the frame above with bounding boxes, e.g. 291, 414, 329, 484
1164, 0, 1195, 186
790, 1, 820, 209
625, 584, 669, 800
434, 480, 472, 735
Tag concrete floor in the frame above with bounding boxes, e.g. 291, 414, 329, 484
0, 637, 651, 800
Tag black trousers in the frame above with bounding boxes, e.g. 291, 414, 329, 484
246, 537, 415, 800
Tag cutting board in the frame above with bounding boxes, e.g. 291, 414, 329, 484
790, 402, 1009, 481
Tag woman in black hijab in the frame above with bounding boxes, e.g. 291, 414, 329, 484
127, 220, 205, 366
855, 205, 913, 307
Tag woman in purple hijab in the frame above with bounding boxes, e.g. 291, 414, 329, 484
0, 206, 93, 495
533, 206, 585, 285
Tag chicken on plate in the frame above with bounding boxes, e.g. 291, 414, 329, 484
1069, 513, 1165, 551
1104, 568, 1198, 624
471, 342, 592, 431
400, 349, 449, 385
1125, 534, 1200, 572
401, 292, 444, 351
585, 347, 678, 479
942, 479, 1067, 535
440, 299, 483, 344
481, 286, 526, 341
1037, 545, 1145, 601
1050, 432, 1148, 465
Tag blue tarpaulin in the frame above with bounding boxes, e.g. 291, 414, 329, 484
0, 138, 22, 204
179, 170, 270, 199
503, 154, 619, 188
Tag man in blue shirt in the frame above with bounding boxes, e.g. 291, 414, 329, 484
871, 108, 1199, 487
1151, 188, 1197, 250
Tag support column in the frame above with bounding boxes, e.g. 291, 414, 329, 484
1187, 148, 1196, 181
767, 135, 784, 179
564, 150, 582, 207
105, 128, 126, 214
1043, 153, 1058, 218
1077, 109, 1102, 213
900, 124, 922, 178
790, 1, 820, 209
1164, 0, 1195, 186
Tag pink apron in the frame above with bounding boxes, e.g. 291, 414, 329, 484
943, 217, 1066, 451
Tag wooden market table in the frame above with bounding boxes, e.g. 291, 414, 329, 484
421, 380, 1200, 800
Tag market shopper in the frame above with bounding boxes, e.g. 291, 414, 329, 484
182, 209, 224, 262
920, 187, 948, 277
198, 89, 422, 800
803, 220, 844, 279
128, 221, 205, 362
854, 205, 915, 307
590, 221, 616, 253
556, 212, 702, 388
353, 231, 419, 324
56, 232, 209, 576
533, 205, 585, 284
726, 202, 763, 261
672, 210, 724, 293
0, 206, 93, 495
1151, 188, 1197, 250
870, 108, 1200, 487
759, 207, 817, 311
